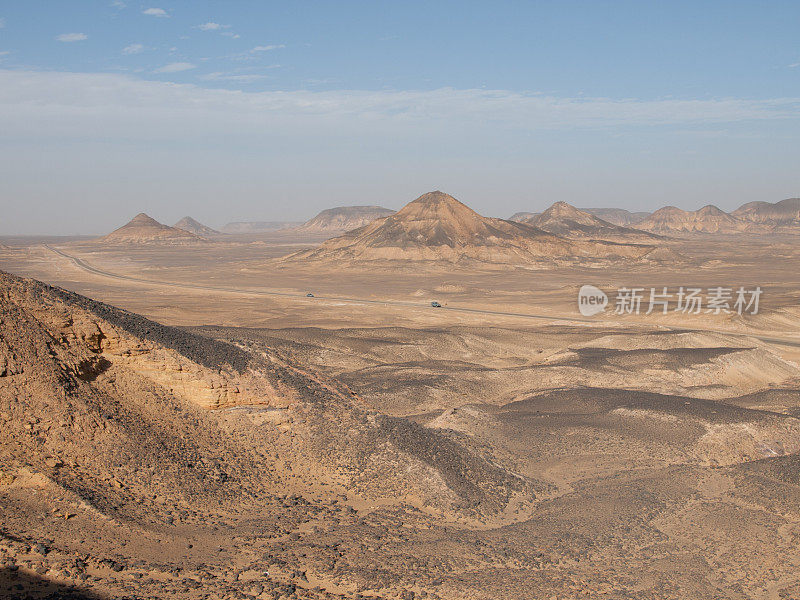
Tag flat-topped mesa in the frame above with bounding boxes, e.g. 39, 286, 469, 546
509, 211, 538, 222
582, 207, 651, 226
296, 205, 396, 233
286, 191, 656, 265
100, 212, 202, 244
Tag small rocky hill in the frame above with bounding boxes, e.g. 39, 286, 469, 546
173, 216, 219, 237
99, 213, 201, 244
524, 202, 661, 242
635, 205, 746, 234
732, 197, 800, 229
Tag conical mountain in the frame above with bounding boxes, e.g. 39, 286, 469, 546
290, 191, 654, 265
173, 216, 219, 236
525, 201, 662, 241
100, 213, 201, 244
296, 205, 395, 233
636, 205, 745, 234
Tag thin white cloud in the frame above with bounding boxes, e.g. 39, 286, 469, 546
198, 22, 230, 31
0, 51, 10, 56
142, 7, 168, 17
56, 33, 88, 43
111, 1, 126, 8
122, 43, 144, 55
1, 70, 799, 144
790, 62, 800, 69
225, 45, 285, 61
153, 62, 196, 73
200, 72, 272, 82
251, 45, 285, 53
221, 32, 240, 39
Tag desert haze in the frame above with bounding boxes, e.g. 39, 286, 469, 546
2, 188, 800, 599
2, 4, 800, 598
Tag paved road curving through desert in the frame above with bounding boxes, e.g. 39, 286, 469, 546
45, 244, 800, 349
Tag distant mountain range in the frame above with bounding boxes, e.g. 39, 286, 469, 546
288, 191, 659, 266
97, 197, 800, 247
510, 198, 800, 235
511, 207, 651, 226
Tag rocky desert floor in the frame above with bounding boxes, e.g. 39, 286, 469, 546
2, 232, 800, 599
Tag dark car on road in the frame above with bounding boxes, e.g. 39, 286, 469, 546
431, 301, 442, 308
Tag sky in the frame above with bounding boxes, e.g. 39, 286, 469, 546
0, 1, 799, 235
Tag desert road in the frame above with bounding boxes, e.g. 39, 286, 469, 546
45, 244, 800, 349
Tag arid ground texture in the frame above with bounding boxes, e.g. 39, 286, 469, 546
2, 193, 800, 599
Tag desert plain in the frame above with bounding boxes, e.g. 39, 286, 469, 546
2, 193, 800, 599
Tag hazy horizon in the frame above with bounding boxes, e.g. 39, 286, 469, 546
4, 192, 800, 239
2, 1, 799, 235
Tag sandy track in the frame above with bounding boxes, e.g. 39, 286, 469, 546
45, 244, 800, 349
